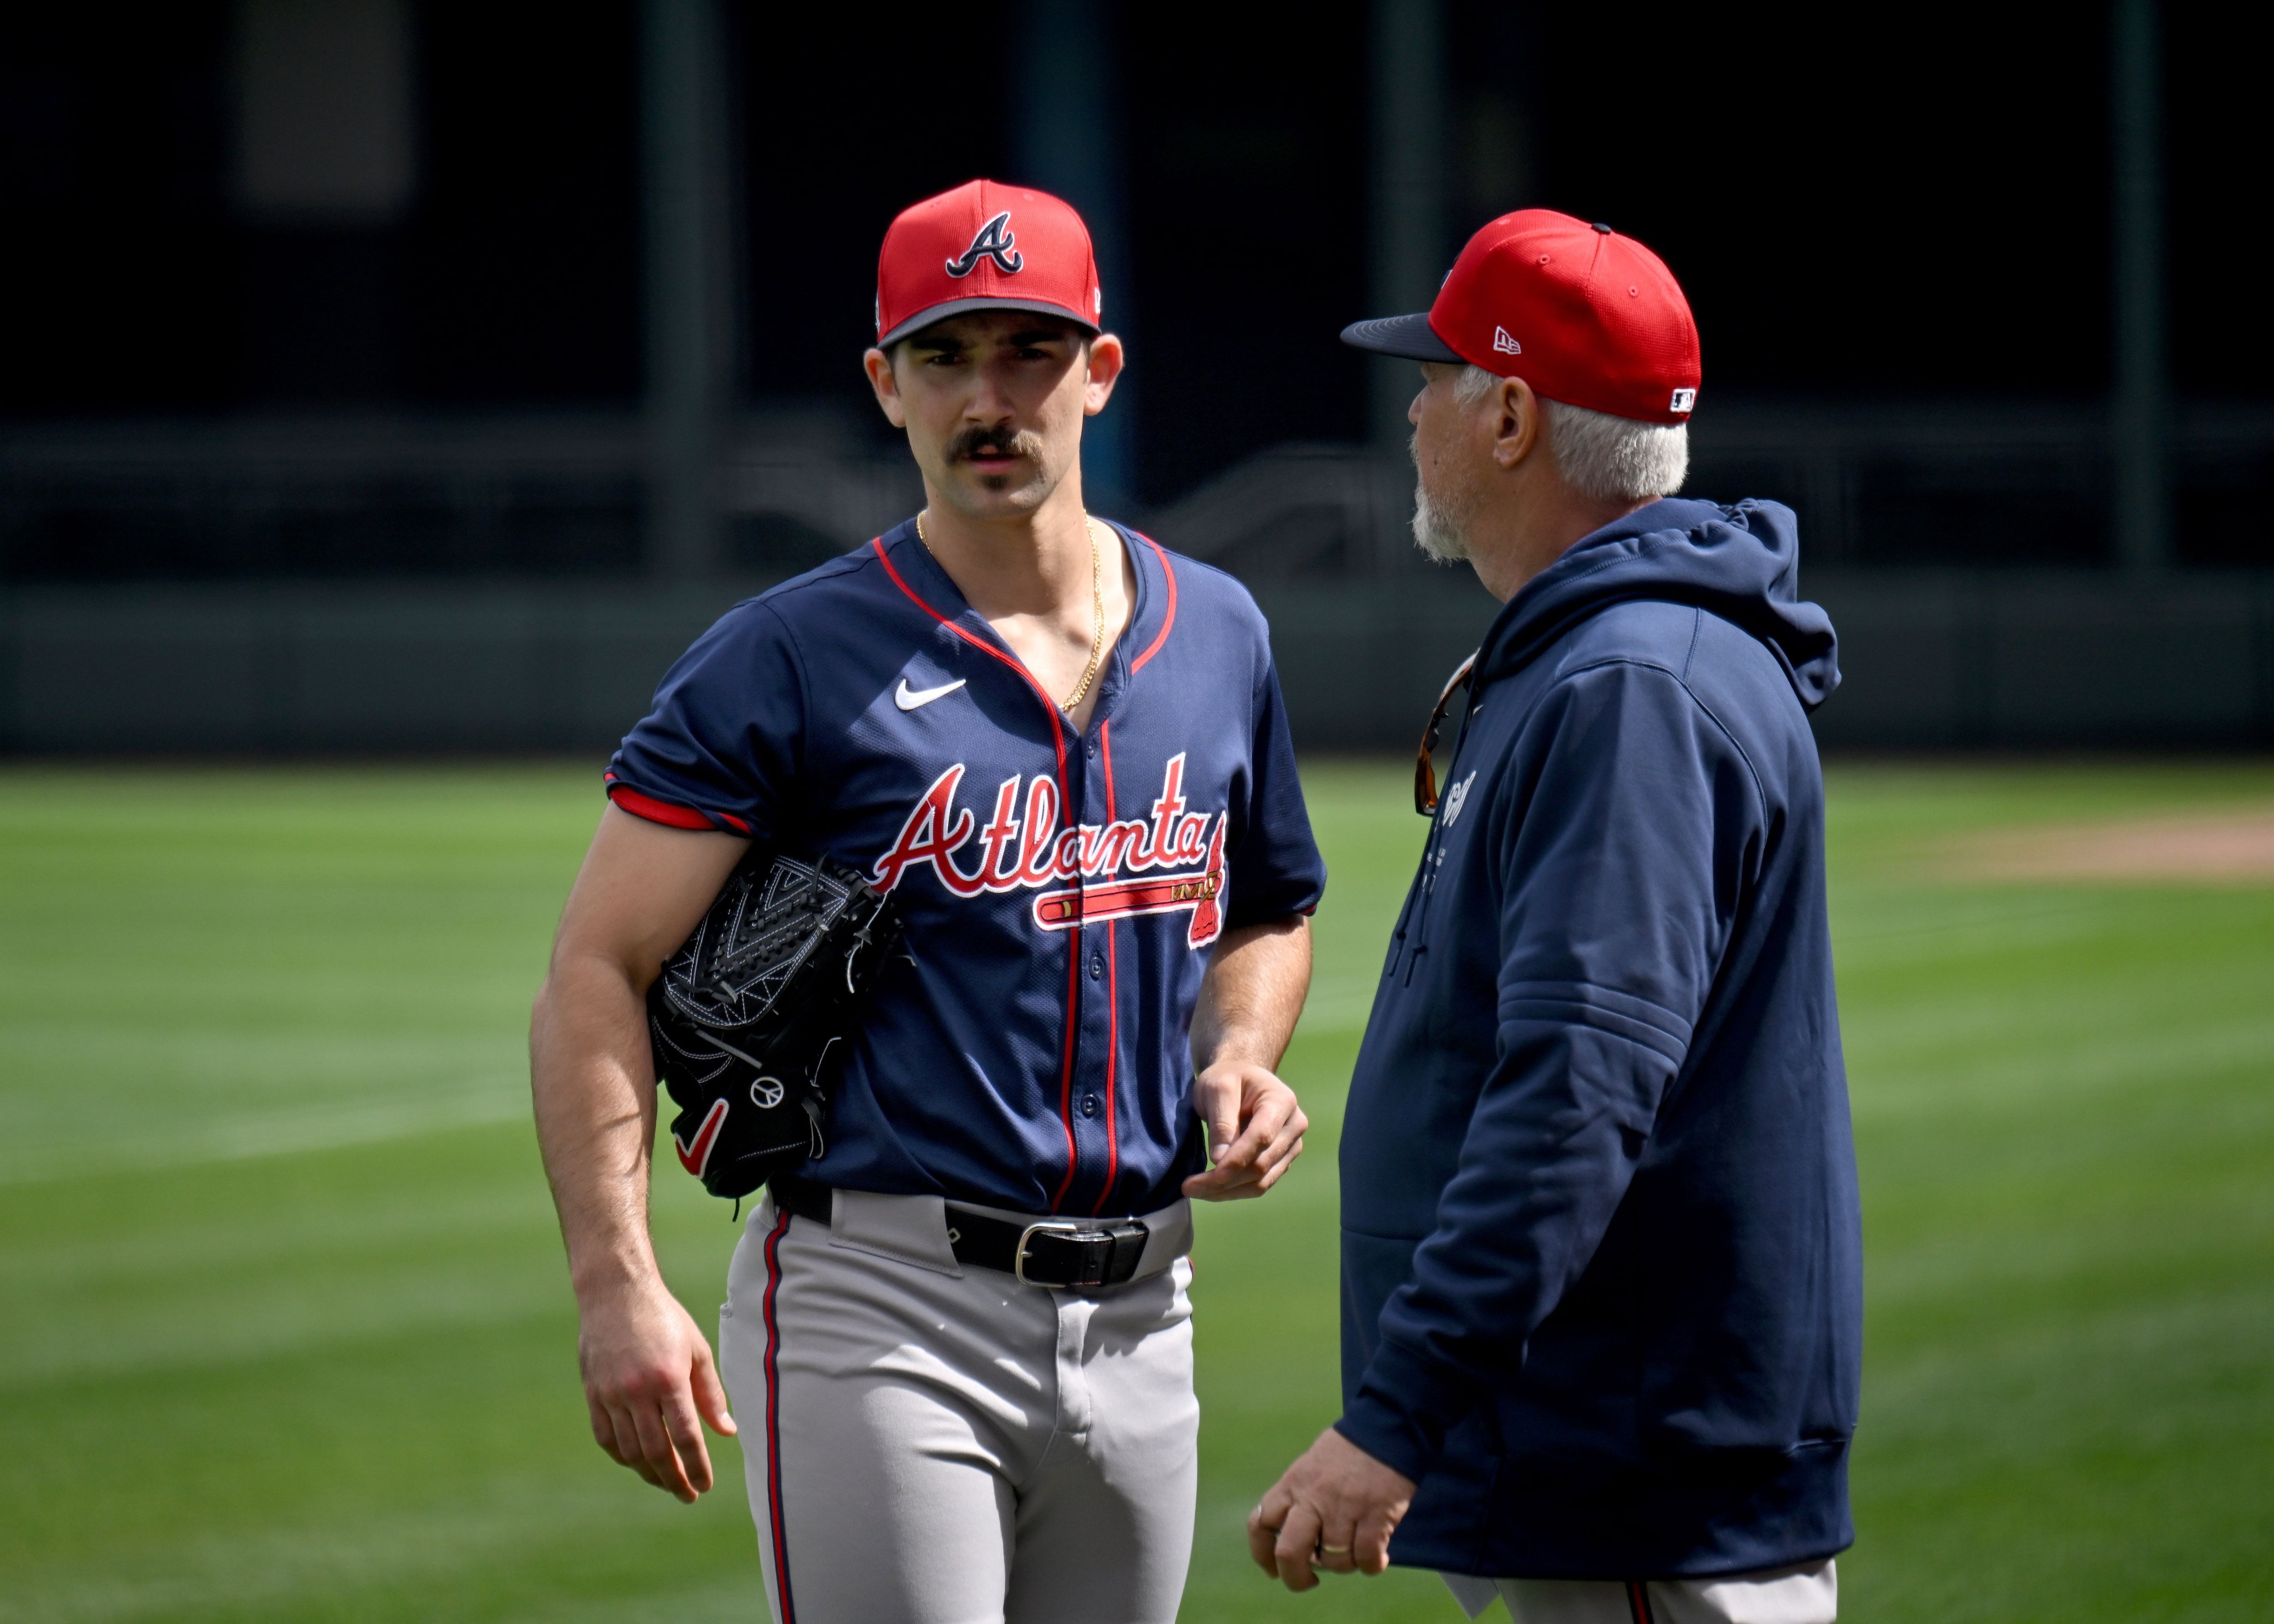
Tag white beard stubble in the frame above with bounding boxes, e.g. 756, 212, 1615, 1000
1409, 431, 1476, 564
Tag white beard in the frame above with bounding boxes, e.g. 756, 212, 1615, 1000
1410, 481, 1469, 563
1409, 427, 1478, 563
1409, 431, 1482, 566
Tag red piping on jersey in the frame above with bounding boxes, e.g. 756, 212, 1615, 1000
870, 534, 1083, 1212
1625, 1580, 1655, 1624
1091, 719, 1123, 1215
605, 777, 753, 835
1050, 935, 1082, 1212
870, 537, 1072, 790
1127, 530, 1178, 673
761, 1206, 799, 1624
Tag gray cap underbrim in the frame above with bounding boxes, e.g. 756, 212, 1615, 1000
1339, 312, 1464, 363
878, 296, 1101, 349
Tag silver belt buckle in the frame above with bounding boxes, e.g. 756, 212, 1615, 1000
1014, 1219, 1094, 1287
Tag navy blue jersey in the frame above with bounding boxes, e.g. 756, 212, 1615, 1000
607, 518, 1326, 1217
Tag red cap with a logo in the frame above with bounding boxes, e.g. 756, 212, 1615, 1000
1342, 210, 1700, 424
875, 179, 1103, 349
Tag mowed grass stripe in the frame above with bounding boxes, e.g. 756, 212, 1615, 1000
2, 761, 2271, 1622
1826, 764, 2274, 1624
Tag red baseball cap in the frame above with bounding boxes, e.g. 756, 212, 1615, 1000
1342, 210, 1701, 423
875, 179, 1103, 348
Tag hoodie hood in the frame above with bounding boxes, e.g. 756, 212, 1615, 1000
1474, 498, 1839, 711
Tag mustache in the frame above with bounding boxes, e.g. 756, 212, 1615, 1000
948, 424, 1047, 463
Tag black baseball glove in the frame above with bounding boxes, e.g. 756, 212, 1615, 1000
648, 850, 902, 1200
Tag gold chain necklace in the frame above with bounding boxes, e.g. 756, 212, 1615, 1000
916, 511, 1107, 714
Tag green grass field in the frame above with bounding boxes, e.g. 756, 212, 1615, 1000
2, 760, 2270, 1623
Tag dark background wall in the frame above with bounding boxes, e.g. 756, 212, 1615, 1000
12, 4, 2269, 442
3, 3, 642, 416
1, 0, 2270, 749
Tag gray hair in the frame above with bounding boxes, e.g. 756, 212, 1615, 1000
1453, 365, 1687, 504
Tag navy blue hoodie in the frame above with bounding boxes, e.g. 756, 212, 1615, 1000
1336, 497, 1861, 1579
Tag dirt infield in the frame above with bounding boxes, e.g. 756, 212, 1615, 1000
1940, 807, 2274, 883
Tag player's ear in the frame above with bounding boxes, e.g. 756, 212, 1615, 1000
863, 346, 909, 429
1083, 333, 1125, 418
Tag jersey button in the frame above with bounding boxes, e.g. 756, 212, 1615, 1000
1089, 953, 1104, 979
1081, 1095, 1100, 1117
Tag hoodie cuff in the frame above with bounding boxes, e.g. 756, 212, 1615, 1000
1335, 1337, 1479, 1484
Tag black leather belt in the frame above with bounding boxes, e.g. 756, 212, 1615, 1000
770, 1175, 1152, 1289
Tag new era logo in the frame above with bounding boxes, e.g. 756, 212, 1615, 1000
1493, 327, 1522, 356
1670, 387, 1697, 412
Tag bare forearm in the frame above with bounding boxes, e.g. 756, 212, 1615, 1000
1192, 916, 1312, 1071
1182, 918, 1313, 1201
529, 808, 747, 1500
531, 954, 666, 1300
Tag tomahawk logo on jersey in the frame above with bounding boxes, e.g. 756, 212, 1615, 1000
605, 518, 1323, 1217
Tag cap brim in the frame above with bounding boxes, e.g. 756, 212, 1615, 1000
879, 297, 1102, 348
1339, 313, 1463, 363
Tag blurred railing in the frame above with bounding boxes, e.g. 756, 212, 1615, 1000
0, 409, 920, 583
5, 402, 2268, 580
1146, 405, 2274, 575
0, 415, 651, 581
3, 404, 2270, 751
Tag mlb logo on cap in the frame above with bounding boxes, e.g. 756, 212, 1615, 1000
875, 180, 1103, 349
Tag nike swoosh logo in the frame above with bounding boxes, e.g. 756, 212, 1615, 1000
895, 677, 967, 711
672, 1096, 729, 1177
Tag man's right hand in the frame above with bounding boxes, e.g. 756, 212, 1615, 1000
577, 1277, 737, 1502
532, 806, 749, 1503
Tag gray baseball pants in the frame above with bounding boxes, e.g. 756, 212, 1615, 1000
716, 1187, 1199, 1624
1440, 1559, 1837, 1623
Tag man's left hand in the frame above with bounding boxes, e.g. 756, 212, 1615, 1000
1183, 1061, 1306, 1200
1248, 1427, 1417, 1590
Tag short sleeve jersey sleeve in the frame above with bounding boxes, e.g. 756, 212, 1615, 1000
1223, 653, 1325, 927
604, 598, 808, 842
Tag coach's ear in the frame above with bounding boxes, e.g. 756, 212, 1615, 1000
863, 346, 909, 428
1489, 373, 1541, 470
